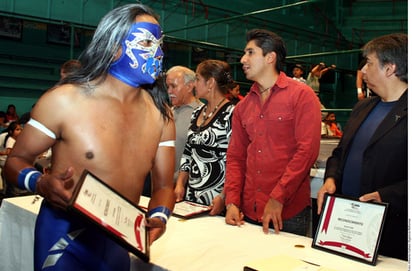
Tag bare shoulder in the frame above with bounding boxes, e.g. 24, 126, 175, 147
31, 84, 87, 136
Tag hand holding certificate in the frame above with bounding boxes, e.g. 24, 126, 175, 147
312, 194, 388, 265
68, 170, 149, 262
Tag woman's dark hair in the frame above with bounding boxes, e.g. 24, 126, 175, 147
196, 59, 233, 95
6, 104, 16, 113
4, 121, 18, 148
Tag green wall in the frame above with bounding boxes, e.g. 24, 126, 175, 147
0, 0, 406, 115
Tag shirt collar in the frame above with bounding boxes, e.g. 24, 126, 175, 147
250, 71, 288, 95
173, 99, 203, 111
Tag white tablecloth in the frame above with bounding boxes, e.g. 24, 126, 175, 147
0, 195, 407, 271
0, 195, 42, 271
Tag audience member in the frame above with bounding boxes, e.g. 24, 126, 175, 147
60, 59, 81, 79
321, 112, 343, 138
166, 65, 203, 182
0, 121, 28, 196
18, 103, 35, 126
292, 64, 306, 83
306, 62, 336, 96
174, 59, 235, 216
224, 29, 321, 237
0, 121, 22, 167
0, 111, 8, 131
226, 82, 244, 105
5, 104, 18, 123
3, 4, 175, 270
317, 33, 407, 260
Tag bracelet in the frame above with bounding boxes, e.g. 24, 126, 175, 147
17, 167, 42, 192
357, 87, 362, 95
148, 206, 171, 224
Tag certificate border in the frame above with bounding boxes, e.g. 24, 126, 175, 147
172, 200, 210, 219
68, 170, 149, 262
312, 194, 388, 265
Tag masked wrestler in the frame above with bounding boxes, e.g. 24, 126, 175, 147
3, 4, 175, 271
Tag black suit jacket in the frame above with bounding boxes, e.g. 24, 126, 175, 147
324, 90, 407, 260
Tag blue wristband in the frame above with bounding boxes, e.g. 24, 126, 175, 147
17, 167, 42, 192
148, 206, 171, 224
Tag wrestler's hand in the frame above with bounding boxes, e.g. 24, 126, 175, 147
36, 167, 75, 210
146, 217, 166, 245
209, 195, 224, 216
262, 198, 283, 234
225, 204, 244, 226
317, 177, 336, 214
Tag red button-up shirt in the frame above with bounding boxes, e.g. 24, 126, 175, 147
225, 72, 321, 220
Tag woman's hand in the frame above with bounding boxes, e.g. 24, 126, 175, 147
209, 195, 225, 216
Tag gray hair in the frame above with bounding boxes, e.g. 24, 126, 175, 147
362, 33, 407, 83
166, 66, 196, 85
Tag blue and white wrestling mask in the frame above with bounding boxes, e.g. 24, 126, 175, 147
109, 22, 163, 87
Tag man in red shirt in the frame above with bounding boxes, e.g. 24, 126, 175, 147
224, 29, 321, 236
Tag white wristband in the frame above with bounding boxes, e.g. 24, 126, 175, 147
149, 212, 169, 223
357, 88, 362, 95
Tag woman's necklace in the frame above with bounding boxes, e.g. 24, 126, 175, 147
199, 97, 226, 129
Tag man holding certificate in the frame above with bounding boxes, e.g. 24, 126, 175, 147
317, 33, 407, 261
3, 3, 175, 271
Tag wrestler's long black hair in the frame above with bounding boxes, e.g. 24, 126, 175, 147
142, 72, 173, 121
56, 3, 172, 121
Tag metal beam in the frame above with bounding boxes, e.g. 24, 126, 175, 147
287, 49, 361, 59
165, 0, 319, 34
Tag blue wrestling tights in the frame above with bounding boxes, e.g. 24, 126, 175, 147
34, 201, 130, 271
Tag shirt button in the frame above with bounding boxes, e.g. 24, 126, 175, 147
278, 116, 282, 120
260, 114, 264, 118
257, 170, 261, 174
257, 149, 262, 153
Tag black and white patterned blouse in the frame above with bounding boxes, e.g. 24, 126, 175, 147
179, 102, 234, 205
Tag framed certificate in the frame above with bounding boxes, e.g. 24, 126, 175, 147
312, 194, 388, 265
173, 200, 210, 219
68, 170, 149, 262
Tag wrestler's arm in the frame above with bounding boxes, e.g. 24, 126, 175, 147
146, 117, 176, 244
3, 87, 74, 208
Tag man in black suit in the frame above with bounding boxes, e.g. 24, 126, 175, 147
317, 33, 407, 260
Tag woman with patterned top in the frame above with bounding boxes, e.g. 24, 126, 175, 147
174, 59, 235, 216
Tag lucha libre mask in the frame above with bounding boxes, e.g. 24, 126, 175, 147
109, 22, 163, 87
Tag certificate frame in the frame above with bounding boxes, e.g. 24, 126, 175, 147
312, 194, 388, 265
68, 170, 149, 262
172, 200, 210, 219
